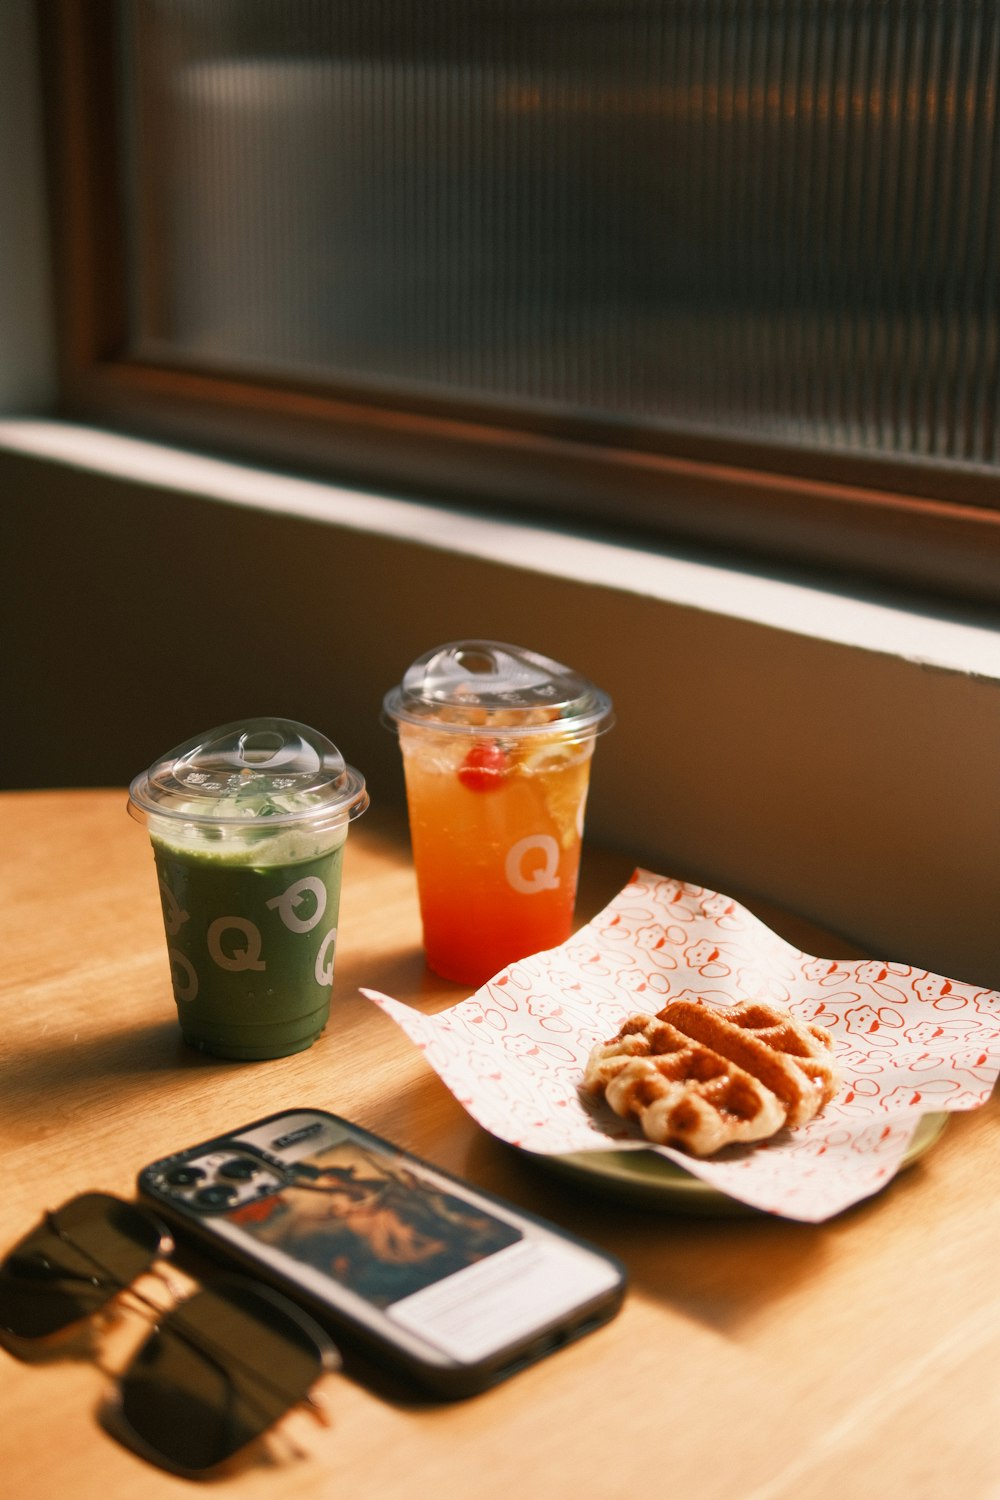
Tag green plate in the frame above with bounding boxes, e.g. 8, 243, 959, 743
534, 1112, 949, 1214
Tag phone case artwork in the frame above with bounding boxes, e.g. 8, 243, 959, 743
140, 1111, 523, 1311
228, 1142, 525, 1309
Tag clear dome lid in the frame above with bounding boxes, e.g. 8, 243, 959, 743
128, 717, 369, 830
382, 640, 613, 736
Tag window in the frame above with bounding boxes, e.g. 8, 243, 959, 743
39, 0, 1000, 604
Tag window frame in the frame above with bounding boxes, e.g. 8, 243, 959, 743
37, 0, 1000, 607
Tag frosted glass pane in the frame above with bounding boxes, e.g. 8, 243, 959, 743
122, 1, 1000, 469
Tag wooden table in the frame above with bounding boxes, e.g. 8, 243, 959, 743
2, 789, 998, 1500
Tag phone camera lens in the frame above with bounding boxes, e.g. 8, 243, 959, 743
217, 1157, 259, 1181
194, 1184, 238, 1209
164, 1165, 206, 1187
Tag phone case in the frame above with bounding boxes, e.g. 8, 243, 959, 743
137, 1109, 626, 1396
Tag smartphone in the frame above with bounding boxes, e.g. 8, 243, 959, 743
137, 1109, 625, 1398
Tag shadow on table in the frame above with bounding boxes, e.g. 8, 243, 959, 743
458, 1126, 855, 1337
4, 1016, 238, 1110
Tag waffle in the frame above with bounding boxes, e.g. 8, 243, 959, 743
583, 1003, 838, 1155
583, 1014, 787, 1155
657, 999, 839, 1127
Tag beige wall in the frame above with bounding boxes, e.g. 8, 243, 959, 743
5, 442, 999, 991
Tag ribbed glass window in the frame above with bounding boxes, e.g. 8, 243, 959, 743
122, 1, 1000, 474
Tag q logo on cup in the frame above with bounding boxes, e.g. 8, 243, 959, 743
266, 875, 327, 934
314, 928, 338, 985
168, 947, 199, 1002
505, 835, 561, 894
158, 879, 189, 937
207, 917, 266, 973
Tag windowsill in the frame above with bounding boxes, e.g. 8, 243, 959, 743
3, 417, 999, 681
5, 415, 999, 989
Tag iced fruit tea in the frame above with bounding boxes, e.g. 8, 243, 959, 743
399, 724, 595, 985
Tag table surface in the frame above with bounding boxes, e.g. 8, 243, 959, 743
2, 788, 998, 1500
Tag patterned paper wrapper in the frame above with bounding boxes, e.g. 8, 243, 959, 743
362, 870, 1000, 1221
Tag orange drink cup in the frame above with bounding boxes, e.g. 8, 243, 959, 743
383, 642, 613, 986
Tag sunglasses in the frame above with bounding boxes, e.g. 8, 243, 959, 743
0, 1191, 340, 1477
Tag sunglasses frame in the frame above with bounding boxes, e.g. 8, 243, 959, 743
0, 1191, 175, 1347
0, 1191, 341, 1477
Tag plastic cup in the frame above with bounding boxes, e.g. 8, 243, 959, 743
383, 641, 613, 986
128, 718, 368, 1060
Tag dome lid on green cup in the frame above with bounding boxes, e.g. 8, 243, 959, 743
128, 717, 368, 829
382, 640, 614, 736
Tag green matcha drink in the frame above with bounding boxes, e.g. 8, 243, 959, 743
150, 829, 346, 1058
129, 719, 368, 1060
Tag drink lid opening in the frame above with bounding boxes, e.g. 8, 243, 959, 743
382, 640, 613, 736
127, 717, 369, 829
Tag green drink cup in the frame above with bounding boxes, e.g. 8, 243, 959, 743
128, 718, 368, 1060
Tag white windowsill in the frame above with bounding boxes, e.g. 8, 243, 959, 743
3, 417, 998, 681
6, 414, 1000, 988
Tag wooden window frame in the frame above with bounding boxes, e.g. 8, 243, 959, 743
37, 0, 1000, 608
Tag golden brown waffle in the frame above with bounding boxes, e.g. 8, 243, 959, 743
657, 999, 839, 1127
583, 1014, 786, 1155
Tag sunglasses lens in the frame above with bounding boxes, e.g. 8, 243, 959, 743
0, 1193, 168, 1341
115, 1278, 335, 1475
